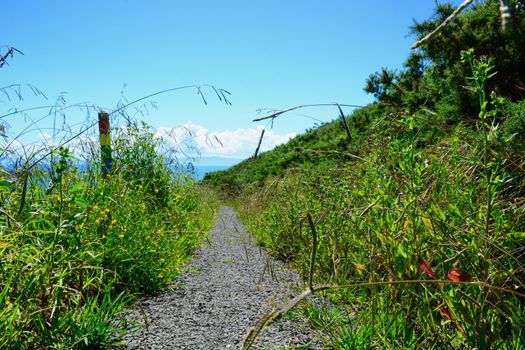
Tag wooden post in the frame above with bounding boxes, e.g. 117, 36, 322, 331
98, 112, 112, 176
254, 129, 265, 158
337, 104, 352, 143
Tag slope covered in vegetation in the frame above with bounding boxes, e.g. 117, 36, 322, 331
0, 121, 217, 348
205, 1, 525, 348
204, 104, 377, 193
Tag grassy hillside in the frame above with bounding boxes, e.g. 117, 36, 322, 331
205, 1, 525, 348
203, 104, 378, 193
207, 81, 525, 350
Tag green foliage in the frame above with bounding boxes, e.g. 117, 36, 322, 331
0, 122, 217, 348
366, 0, 525, 121
219, 46, 525, 347
502, 98, 525, 153
239, 113, 524, 347
364, 67, 404, 105
204, 104, 379, 193
112, 121, 175, 208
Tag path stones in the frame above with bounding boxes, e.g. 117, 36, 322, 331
118, 206, 322, 349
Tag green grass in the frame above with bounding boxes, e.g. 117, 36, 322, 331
203, 104, 377, 195
0, 122, 218, 349
212, 54, 525, 349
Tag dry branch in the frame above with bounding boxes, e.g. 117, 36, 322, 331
412, 0, 474, 49
0, 47, 23, 68
306, 213, 318, 292
253, 103, 363, 123
240, 279, 525, 350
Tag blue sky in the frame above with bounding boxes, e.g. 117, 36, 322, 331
2, 0, 464, 160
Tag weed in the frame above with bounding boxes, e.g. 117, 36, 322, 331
234, 51, 525, 349
0, 89, 220, 348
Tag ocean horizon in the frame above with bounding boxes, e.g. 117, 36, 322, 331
1, 157, 241, 183
183, 156, 243, 180
192, 164, 233, 180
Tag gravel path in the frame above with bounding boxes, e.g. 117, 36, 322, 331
118, 206, 322, 349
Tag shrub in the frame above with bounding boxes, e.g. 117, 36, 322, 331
0, 119, 217, 348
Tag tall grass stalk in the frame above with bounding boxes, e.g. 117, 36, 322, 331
1, 85, 224, 348
234, 51, 525, 349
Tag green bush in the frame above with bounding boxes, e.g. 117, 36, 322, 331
502, 99, 525, 153
0, 121, 217, 348
366, 0, 525, 121
231, 54, 525, 349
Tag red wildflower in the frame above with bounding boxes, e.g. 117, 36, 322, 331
440, 304, 463, 332
420, 258, 436, 279
448, 268, 471, 282
440, 305, 454, 321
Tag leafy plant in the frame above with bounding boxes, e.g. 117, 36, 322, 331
223, 47, 525, 350
1, 93, 219, 348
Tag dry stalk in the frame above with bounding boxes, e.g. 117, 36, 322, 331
239, 280, 525, 350
337, 104, 352, 143
412, 0, 474, 49
253, 103, 363, 123
306, 213, 318, 292
253, 129, 265, 158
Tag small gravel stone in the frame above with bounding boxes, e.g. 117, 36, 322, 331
116, 206, 322, 350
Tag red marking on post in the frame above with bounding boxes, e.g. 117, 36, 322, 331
99, 119, 110, 134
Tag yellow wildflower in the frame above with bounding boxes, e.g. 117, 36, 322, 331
354, 263, 366, 271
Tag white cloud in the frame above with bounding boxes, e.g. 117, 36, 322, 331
1, 121, 295, 163
2, 131, 98, 161
155, 121, 296, 158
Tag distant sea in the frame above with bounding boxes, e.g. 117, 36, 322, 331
192, 165, 232, 180
1, 157, 242, 182
185, 156, 243, 181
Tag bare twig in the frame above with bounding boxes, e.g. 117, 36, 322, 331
359, 195, 384, 217
253, 103, 363, 123
0, 47, 23, 68
337, 104, 352, 143
412, 0, 474, 49
240, 279, 525, 350
306, 213, 318, 292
